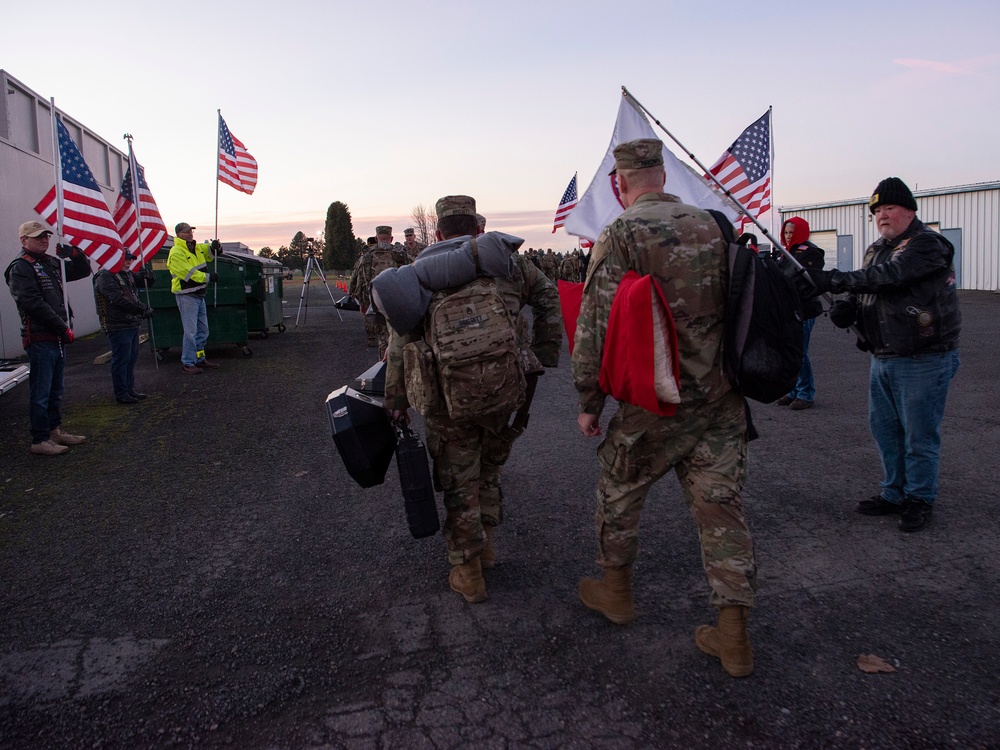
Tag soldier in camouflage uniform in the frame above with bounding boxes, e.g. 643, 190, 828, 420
539, 249, 559, 281
385, 196, 562, 605
361, 226, 410, 357
560, 250, 581, 282
348, 237, 379, 347
402, 228, 426, 262
571, 139, 757, 678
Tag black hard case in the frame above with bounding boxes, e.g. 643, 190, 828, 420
326, 386, 396, 488
395, 426, 439, 539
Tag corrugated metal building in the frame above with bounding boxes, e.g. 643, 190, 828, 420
1, 70, 128, 359
779, 181, 1000, 291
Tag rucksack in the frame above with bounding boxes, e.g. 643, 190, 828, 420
708, 210, 804, 405
423, 276, 525, 421
368, 247, 399, 284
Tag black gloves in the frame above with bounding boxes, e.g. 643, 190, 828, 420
210, 239, 223, 253
829, 299, 857, 329
136, 268, 155, 287
207, 272, 220, 283
56, 243, 82, 259
141, 305, 155, 319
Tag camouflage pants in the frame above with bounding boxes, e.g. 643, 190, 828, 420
375, 318, 389, 360
363, 314, 378, 347
425, 412, 513, 565
592, 390, 756, 608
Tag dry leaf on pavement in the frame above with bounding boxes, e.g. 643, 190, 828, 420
857, 654, 896, 673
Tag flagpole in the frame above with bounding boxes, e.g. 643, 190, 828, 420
213, 110, 221, 307
49, 98, 70, 324
126, 134, 159, 368
621, 86, 799, 270
768, 104, 775, 254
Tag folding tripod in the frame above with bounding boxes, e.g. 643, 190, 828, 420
295, 250, 343, 326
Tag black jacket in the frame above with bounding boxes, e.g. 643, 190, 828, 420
4, 248, 91, 345
93, 267, 154, 332
775, 241, 825, 319
828, 218, 960, 357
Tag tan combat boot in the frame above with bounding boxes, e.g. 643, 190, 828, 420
449, 557, 487, 603
695, 605, 754, 677
481, 526, 495, 569
578, 565, 635, 624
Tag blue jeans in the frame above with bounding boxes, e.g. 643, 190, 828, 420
107, 328, 139, 398
175, 293, 209, 366
786, 318, 815, 402
27, 341, 65, 443
869, 351, 960, 504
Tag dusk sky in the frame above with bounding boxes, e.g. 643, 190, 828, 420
4, 0, 998, 252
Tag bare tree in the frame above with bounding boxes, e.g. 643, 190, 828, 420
410, 204, 437, 246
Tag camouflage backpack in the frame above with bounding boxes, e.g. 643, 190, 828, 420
368, 247, 398, 282
423, 276, 525, 421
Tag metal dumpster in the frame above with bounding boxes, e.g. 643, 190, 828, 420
241, 253, 286, 337
145, 247, 253, 359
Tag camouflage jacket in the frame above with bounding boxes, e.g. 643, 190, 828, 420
571, 192, 731, 416
403, 241, 427, 262
385, 245, 564, 413
560, 255, 581, 282
347, 251, 369, 307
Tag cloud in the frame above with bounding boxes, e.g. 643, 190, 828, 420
892, 53, 1000, 76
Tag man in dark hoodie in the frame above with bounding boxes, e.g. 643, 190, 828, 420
804, 178, 960, 533
774, 217, 825, 410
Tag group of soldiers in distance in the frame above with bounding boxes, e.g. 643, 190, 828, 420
523, 247, 588, 283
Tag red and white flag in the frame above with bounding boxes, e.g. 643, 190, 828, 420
113, 144, 167, 269
35, 116, 125, 272
706, 110, 771, 230
218, 113, 258, 195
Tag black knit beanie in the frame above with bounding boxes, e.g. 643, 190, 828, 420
869, 177, 918, 214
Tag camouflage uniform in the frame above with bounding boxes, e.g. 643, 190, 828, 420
356, 229, 410, 357
572, 190, 756, 609
403, 239, 426, 262
385, 203, 562, 566
560, 252, 581, 282
348, 246, 378, 347
539, 250, 559, 281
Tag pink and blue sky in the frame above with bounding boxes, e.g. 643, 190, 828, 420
4, 0, 998, 251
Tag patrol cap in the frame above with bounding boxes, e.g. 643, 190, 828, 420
19, 220, 53, 238
375, 225, 392, 235
475, 213, 486, 230
175, 222, 195, 234
435, 195, 477, 219
403, 228, 415, 236
608, 138, 664, 174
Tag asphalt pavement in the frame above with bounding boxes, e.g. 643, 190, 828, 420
1, 285, 998, 749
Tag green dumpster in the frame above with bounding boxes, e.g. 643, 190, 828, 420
240, 253, 286, 337
145, 247, 253, 360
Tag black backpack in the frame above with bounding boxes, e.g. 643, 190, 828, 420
708, 211, 804, 406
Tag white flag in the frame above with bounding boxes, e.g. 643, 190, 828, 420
565, 94, 737, 244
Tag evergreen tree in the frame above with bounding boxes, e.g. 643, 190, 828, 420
325, 201, 358, 273
258, 246, 274, 259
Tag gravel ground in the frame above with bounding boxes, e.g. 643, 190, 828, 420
1, 285, 998, 749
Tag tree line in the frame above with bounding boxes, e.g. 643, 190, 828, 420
257, 202, 437, 274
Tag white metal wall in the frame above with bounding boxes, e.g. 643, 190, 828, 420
780, 184, 1000, 291
1, 70, 128, 359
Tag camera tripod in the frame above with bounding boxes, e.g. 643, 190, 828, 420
295, 250, 343, 326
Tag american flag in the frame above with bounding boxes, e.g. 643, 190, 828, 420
706, 110, 771, 229
113, 146, 167, 269
552, 173, 579, 232
218, 114, 258, 194
35, 116, 125, 272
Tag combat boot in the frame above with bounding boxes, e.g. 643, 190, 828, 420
695, 605, 754, 677
578, 565, 635, 625
481, 526, 495, 569
449, 557, 487, 603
